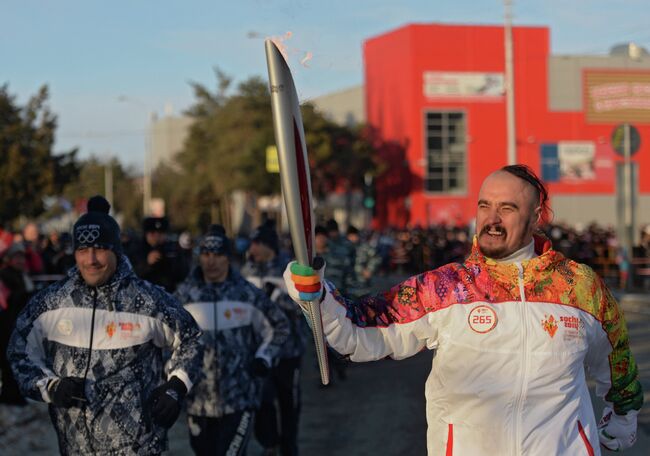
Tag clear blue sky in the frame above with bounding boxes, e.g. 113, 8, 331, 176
3, 0, 650, 170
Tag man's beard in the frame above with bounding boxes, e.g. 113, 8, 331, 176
478, 219, 532, 259
478, 224, 508, 259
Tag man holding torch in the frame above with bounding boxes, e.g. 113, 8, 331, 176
283, 165, 643, 455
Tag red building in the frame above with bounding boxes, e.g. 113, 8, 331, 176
363, 23, 650, 233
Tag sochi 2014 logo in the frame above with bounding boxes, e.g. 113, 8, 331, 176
541, 314, 558, 338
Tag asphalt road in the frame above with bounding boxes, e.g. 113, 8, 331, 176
605, 292, 650, 455
167, 350, 431, 456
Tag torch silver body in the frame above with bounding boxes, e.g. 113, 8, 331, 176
265, 39, 330, 385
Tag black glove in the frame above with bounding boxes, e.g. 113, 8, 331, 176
48, 377, 86, 408
147, 376, 187, 429
263, 282, 277, 298
250, 358, 270, 377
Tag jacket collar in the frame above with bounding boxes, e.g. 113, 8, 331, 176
466, 233, 561, 272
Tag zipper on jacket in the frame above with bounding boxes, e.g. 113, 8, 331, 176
213, 292, 220, 410
512, 263, 530, 456
83, 288, 98, 381
83, 287, 98, 453
213, 299, 218, 346
107, 286, 115, 311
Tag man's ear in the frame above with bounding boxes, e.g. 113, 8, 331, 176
531, 206, 542, 228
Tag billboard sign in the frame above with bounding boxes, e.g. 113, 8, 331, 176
558, 141, 596, 180
585, 70, 650, 123
423, 72, 504, 99
540, 141, 614, 183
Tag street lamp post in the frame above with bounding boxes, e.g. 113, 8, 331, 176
143, 114, 154, 216
117, 95, 154, 216
623, 124, 634, 289
104, 161, 113, 211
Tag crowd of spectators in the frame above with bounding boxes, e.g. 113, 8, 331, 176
3, 219, 650, 296
0, 218, 650, 291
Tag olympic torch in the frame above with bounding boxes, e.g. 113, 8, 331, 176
265, 39, 330, 385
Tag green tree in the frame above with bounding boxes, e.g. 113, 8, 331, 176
176, 69, 378, 231
0, 85, 79, 224
62, 157, 141, 229
301, 104, 376, 197
175, 72, 278, 231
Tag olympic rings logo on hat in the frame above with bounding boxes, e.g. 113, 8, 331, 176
76, 228, 100, 244
202, 237, 223, 250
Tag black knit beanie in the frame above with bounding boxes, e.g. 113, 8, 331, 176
199, 224, 230, 255
143, 216, 169, 233
73, 196, 122, 255
250, 220, 279, 253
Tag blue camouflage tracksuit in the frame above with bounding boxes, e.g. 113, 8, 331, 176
241, 254, 309, 456
174, 266, 289, 455
7, 256, 203, 455
240, 254, 308, 360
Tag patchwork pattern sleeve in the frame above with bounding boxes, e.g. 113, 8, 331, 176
585, 276, 643, 415
250, 286, 290, 366
152, 291, 204, 392
6, 292, 58, 402
319, 272, 438, 362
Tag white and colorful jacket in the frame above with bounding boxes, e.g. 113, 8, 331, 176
7, 257, 203, 455
319, 236, 643, 455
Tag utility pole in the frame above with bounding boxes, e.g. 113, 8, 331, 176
622, 124, 634, 284
504, 0, 517, 165
104, 161, 113, 212
143, 113, 155, 216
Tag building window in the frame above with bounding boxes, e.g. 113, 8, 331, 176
424, 111, 467, 193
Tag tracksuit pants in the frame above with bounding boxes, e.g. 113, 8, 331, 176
254, 356, 302, 456
188, 410, 254, 456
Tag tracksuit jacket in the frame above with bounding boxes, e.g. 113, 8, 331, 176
174, 267, 289, 417
7, 256, 203, 455
318, 236, 643, 455
240, 254, 309, 359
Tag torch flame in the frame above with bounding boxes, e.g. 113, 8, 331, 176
300, 51, 313, 67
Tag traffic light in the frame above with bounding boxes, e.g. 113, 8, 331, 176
363, 174, 376, 213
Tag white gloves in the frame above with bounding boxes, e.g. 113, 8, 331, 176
282, 259, 326, 310
598, 407, 638, 451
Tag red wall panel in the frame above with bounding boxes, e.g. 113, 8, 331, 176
364, 23, 650, 228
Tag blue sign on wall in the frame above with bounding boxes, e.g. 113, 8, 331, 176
540, 143, 560, 182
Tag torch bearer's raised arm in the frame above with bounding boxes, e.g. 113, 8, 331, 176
264, 39, 330, 385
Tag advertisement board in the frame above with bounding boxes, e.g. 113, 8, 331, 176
423, 72, 504, 98
585, 70, 650, 123
540, 141, 615, 183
